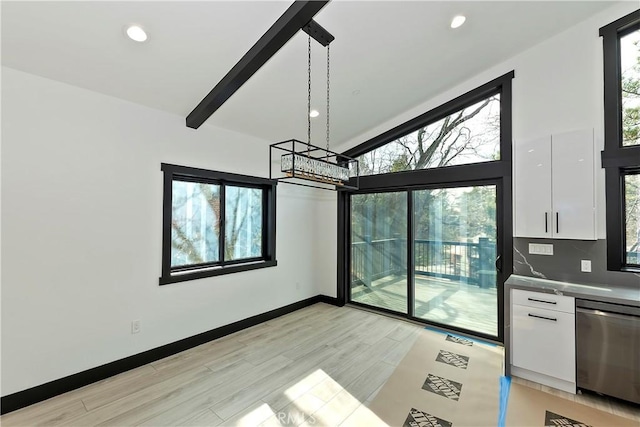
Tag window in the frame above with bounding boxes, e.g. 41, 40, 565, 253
357, 95, 501, 176
338, 72, 513, 342
160, 164, 276, 284
621, 28, 640, 147
624, 171, 640, 266
600, 9, 640, 272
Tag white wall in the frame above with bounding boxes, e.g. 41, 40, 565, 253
0, 67, 326, 396
336, 2, 639, 240
3, 2, 636, 397
313, 193, 338, 298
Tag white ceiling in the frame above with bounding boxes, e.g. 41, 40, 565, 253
1, 1, 616, 148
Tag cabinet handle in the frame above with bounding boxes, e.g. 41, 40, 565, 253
527, 297, 556, 305
556, 212, 559, 234
528, 313, 557, 322
545, 212, 548, 233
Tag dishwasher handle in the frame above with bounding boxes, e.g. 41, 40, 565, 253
577, 307, 640, 321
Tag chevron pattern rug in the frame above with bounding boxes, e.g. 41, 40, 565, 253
368, 328, 503, 427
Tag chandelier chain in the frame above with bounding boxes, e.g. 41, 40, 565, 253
326, 44, 330, 157
307, 35, 312, 153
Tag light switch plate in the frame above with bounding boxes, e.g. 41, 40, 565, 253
581, 260, 592, 272
528, 243, 554, 256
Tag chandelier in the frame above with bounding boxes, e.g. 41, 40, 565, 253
270, 33, 359, 190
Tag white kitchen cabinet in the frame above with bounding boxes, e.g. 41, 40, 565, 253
514, 129, 595, 239
510, 289, 576, 393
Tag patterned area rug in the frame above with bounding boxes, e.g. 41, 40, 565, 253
368, 328, 503, 427
505, 383, 638, 427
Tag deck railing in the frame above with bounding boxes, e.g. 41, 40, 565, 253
351, 237, 496, 287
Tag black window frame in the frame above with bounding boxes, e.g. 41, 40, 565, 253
337, 71, 514, 343
600, 9, 640, 272
160, 163, 277, 285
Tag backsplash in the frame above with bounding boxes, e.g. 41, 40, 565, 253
513, 238, 640, 288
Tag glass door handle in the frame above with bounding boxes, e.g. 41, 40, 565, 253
495, 254, 502, 273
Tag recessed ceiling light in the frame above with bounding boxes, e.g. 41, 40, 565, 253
451, 15, 466, 29
309, 110, 320, 118
126, 25, 148, 42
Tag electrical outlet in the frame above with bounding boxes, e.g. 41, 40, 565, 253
581, 260, 592, 273
528, 243, 554, 256
131, 319, 141, 334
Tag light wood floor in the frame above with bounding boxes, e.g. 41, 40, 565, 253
1, 304, 422, 427
2, 303, 638, 426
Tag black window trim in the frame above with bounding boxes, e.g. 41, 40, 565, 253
600, 9, 640, 272
337, 71, 514, 343
342, 71, 514, 191
160, 163, 277, 285
343, 71, 514, 161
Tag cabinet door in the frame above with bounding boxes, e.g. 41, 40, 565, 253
512, 304, 575, 382
514, 136, 552, 238
551, 129, 595, 240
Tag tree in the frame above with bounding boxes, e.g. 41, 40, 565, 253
621, 31, 640, 259
171, 183, 220, 266
358, 96, 500, 176
626, 174, 639, 263
350, 97, 501, 286
622, 33, 640, 146
170, 183, 261, 266
355, 96, 500, 244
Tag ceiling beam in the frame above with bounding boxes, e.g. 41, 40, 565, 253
186, 0, 330, 129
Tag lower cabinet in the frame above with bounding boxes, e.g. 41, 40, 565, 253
510, 289, 576, 393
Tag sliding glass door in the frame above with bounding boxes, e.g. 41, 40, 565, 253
348, 183, 500, 339
413, 185, 498, 337
350, 192, 408, 313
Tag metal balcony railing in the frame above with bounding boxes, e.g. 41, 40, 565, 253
351, 237, 496, 288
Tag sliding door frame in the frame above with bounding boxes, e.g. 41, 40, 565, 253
337, 72, 514, 343
343, 178, 507, 343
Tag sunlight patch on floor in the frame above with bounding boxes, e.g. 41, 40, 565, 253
226, 402, 277, 426
227, 369, 387, 426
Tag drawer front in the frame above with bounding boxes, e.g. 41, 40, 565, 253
512, 304, 575, 382
512, 289, 574, 313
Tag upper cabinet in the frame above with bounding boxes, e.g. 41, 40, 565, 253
515, 129, 596, 240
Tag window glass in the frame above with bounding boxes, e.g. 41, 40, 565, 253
625, 173, 640, 265
621, 29, 640, 147
225, 186, 263, 261
357, 95, 500, 176
413, 185, 498, 337
171, 180, 220, 267
161, 164, 276, 284
350, 192, 408, 313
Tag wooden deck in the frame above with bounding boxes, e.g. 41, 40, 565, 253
351, 274, 498, 337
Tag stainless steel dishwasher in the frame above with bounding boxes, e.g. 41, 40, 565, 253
576, 299, 640, 404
